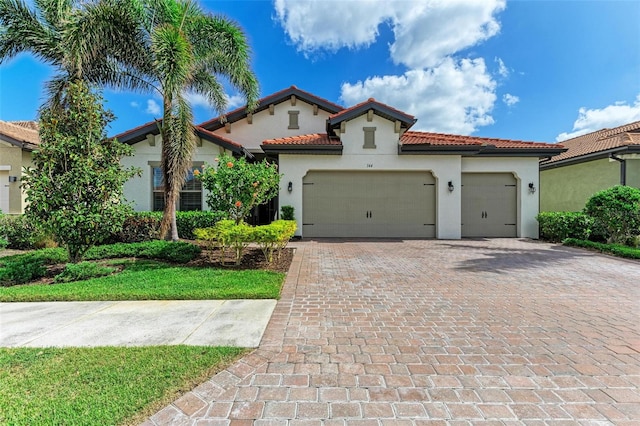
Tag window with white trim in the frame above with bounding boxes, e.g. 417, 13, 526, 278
152, 166, 202, 211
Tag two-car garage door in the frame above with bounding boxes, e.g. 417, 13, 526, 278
301, 171, 518, 238
302, 171, 436, 238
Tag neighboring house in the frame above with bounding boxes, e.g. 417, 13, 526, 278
0, 120, 39, 214
120, 86, 565, 239
540, 121, 640, 212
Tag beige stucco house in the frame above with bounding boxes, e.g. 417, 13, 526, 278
119, 86, 565, 239
540, 121, 640, 212
0, 121, 39, 214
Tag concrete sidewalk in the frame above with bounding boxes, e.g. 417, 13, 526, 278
0, 299, 277, 347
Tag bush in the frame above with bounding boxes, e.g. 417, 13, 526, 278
110, 212, 161, 243
85, 240, 200, 263
54, 262, 116, 283
175, 211, 224, 239
564, 238, 640, 259
536, 211, 593, 242
0, 236, 7, 250
0, 257, 46, 286
584, 185, 640, 245
0, 215, 45, 250
281, 205, 295, 221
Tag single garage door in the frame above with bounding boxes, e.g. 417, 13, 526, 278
303, 171, 436, 238
461, 173, 517, 237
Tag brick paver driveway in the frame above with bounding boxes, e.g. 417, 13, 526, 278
147, 239, 640, 425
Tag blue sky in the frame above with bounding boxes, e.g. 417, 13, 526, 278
1, 0, 639, 143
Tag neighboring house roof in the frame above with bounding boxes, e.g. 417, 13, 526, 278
198, 86, 345, 130
327, 98, 417, 132
113, 120, 253, 158
0, 120, 40, 151
540, 120, 640, 169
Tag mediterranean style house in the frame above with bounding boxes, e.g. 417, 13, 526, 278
117, 86, 566, 239
0, 120, 39, 214
540, 121, 640, 212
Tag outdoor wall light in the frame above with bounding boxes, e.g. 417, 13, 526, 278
528, 182, 536, 194
288, 181, 293, 192
448, 181, 454, 192
8, 176, 17, 183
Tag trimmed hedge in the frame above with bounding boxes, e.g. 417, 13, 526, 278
536, 211, 593, 242
195, 220, 297, 265
564, 238, 640, 260
584, 185, 640, 245
107, 211, 224, 243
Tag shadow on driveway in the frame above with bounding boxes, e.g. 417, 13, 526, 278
438, 240, 594, 274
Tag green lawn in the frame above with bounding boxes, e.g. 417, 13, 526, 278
0, 346, 247, 426
0, 259, 284, 302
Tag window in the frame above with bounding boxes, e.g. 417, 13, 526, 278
288, 111, 300, 129
363, 127, 377, 149
152, 166, 202, 211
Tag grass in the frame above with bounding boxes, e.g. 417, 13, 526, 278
0, 346, 247, 426
563, 238, 640, 260
0, 259, 284, 302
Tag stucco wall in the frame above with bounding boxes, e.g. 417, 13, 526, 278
626, 159, 640, 188
0, 144, 27, 214
213, 100, 332, 152
540, 158, 620, 212
278, 114, 541, 239
121, 134, 228, 211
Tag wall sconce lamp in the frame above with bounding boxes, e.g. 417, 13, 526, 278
287, 181, 293, 192
447, 181, 454, 192
528, 182, 536, 194
8, 176, 17, 183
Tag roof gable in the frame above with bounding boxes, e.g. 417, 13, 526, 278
327, 98, 416, 131
199, 86, 344, 130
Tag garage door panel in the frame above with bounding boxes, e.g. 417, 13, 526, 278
462, 173, 517, 238
303, 171, 435, 238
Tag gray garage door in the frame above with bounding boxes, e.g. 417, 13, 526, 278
303, 171, 436, 238
461, 173, 517, 237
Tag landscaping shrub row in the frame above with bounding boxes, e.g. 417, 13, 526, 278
0, 241, 200, 286
195, 220, 297, 265
563, 238, 640, 260
0, 211, 223, 249
536, 211, 593, 242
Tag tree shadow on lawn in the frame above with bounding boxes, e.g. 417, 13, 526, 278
437, 240, 595, 274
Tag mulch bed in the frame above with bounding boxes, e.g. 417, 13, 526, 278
188, 245, 294, 274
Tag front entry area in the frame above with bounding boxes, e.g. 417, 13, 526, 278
302, 171, 436, 238
461, 173, 518, 237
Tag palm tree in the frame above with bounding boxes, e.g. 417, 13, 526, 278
134, 0, 259, 240
1, 0, 259, 241
0, 0, 147, 107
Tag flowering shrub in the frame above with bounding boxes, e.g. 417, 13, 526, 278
197, 153, 281, 224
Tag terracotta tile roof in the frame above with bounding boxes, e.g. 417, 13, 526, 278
401, 131, 556, 149
199, 86, 344, 129
263, 133, 341, 146
195, 126, 243, 149
0, 120, 40, 149
545, 120, 640, 163
328, 97, 416, 126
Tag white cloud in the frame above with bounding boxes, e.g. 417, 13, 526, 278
495, 57, 509, 78
145, 99, 161, 116
341, 57, 496, 135
274, 0, 505, 68
276, 0, 507, 134
556, 94, 640, 141
225, 93, 246, 110
502, 93, 519, 107
130, 101, 139, 108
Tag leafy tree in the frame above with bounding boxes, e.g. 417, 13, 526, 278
584, 185, 640, 246
198, 153, 281, 224
22, 81, 139, 263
